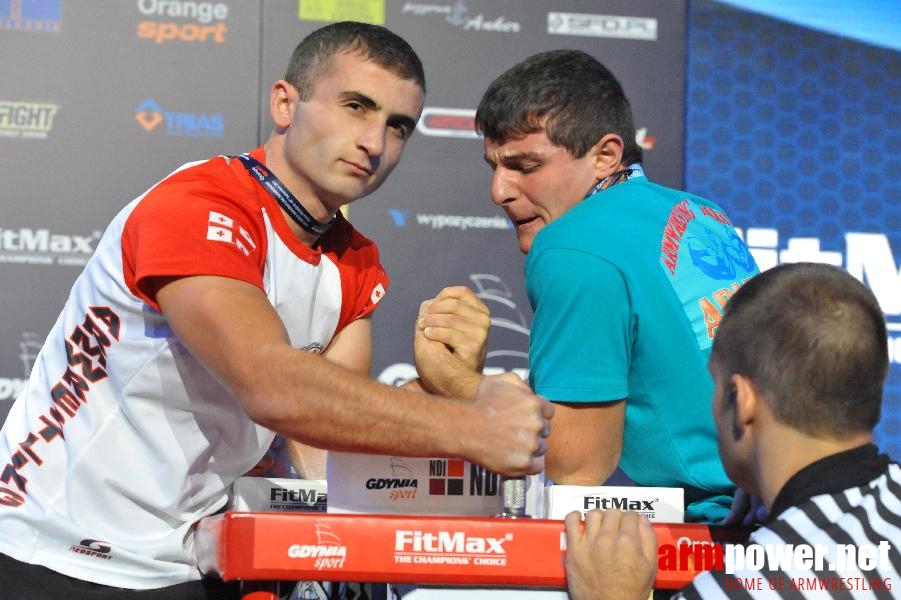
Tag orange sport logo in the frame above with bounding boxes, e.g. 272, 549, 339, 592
136, 0, 229, 44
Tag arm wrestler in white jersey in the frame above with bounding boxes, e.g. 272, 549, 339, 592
0, 21, 553, 600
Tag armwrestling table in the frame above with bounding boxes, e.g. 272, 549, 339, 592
195, 511, 750, 599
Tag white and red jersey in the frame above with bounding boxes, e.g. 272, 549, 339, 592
0, 146, 388, 589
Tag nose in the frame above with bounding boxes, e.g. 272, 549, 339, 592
357, 121, 387, 158
491, 168, 517, 206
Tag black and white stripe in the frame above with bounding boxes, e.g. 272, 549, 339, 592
674, 463, 901, 599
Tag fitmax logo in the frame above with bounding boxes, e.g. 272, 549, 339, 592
135, 99, 223, 138
584, 496, 658, 512
270, 488, 326, 504
395, 530, 511, 554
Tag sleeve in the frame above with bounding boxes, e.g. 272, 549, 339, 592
526, 247, 632, 403
121, 166, 267, 311
327, 222, 390, 333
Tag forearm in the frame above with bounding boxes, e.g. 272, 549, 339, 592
245, 346, 474, 459
404, 373, 482, 400
544, 400, 625, 485
153, 276, 545, 475
546, 454, 617, 486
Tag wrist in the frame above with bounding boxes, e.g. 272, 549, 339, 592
423, 371, 483, 401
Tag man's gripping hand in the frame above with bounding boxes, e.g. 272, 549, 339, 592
564, 509, 657, 600
462, 373, 553, 476
413, 285, 490, 399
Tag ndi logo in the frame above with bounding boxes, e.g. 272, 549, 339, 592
0, 0, 61, 32
428, 459, 465, 495
427, 459, 499, 497
135, 98, 223, 138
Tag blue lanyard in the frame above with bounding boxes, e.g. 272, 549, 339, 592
583, 163, 644, 199
235, 153, 335, 236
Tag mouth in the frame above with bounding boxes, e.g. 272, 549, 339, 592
343, 160, 373, 177
512, 215, 539, 229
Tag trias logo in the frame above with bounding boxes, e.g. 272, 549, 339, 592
287, 523, 347, 570
395, 530, 511, 555
136, 99, 224, 139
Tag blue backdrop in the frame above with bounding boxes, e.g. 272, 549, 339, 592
687, 0, 901, 457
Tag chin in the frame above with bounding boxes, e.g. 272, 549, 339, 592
517, 234, 536, 255
723, 459, 755, 493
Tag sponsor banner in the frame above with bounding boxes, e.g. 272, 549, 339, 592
326, 452, 544, 517
0, 226, 100, 267
136, 0, 230, 44
417, 107, 477, 139
544, 484, 684, 523
0, 378, 26, 403
0, 333, 41, 404
387, 209, 511, 231
738, 228, 901, 351
0, 0, 61, 32
230, 477, 327, 513
0, 101, 60, 139
195, 511, 751, 589
547, 12, 658, 41
299, 0, 385, 25
400, 1, 521, 33
135, 98, 224, 139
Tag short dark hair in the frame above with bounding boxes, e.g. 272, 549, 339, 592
284, 21, 426, 100
475, 49, 642, 164
713, 263, 888, 437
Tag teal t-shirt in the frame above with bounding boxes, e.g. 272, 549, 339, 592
526, 170, 759, 523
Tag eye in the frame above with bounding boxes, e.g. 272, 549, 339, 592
390, 122, 411, 140
345, 101, 365, 112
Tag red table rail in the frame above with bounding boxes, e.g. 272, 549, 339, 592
196, 511, 751, 592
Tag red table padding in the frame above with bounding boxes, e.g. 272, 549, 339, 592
196, 511, 750, 590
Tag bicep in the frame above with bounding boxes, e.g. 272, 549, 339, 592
153, 274, 294, 415
527, 250, 632, 402
322, 316, 372, 374
545, 400, 625, 485
284, 317, 372, 479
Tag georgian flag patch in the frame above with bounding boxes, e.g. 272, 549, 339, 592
371, 283, 385, 305
206, 210, 256, 256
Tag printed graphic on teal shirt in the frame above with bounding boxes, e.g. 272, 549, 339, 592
659, 199, 758, 349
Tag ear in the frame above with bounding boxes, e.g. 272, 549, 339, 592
269, 80, 296, 130
731, 374, 761, 430
589, 133, 625, 180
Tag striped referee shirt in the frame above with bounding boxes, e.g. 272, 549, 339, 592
674, 444, 900, 599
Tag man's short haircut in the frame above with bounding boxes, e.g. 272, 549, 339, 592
474, 49, 642, 165
713, 263, 888, 437
285, 21, 426, 100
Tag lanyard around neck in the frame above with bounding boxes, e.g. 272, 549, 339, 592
235, 153, 335, 236
582, 164, 644, 200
